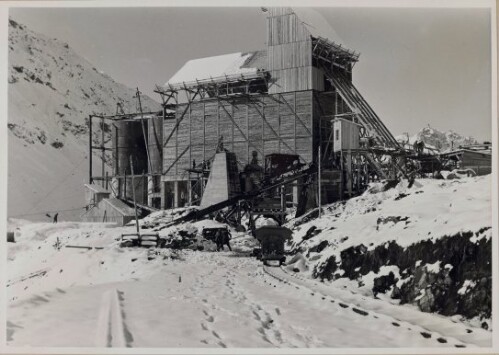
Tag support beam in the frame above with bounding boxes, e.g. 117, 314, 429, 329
248, 99, 298, 157
218, 100, 265, 159
88, 115, 93, 184
163, 145, 190, 176
163, 92, 199, 148
278, 94, 312, 136
136, 88, 153, 176
93, 111, 161, 120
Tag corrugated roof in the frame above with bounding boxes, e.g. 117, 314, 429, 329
166, 50, 267, 86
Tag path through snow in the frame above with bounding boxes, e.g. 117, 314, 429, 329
8, 245, 488, 348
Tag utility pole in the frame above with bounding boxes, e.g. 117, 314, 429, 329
130, 156, 141, 238
136, 88, 152, 175
101, 117, 105, 188
318, 146, 322, 218
88, 115, 93, 184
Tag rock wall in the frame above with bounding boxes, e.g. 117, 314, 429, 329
312, 229, 491, 322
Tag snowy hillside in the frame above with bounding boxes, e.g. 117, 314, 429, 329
286, 175, 492, 328
7, 18, 161, 221
396, 125, 479, 152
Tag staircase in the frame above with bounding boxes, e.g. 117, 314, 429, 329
323, 68, 400, 149
322, 66, 407, 178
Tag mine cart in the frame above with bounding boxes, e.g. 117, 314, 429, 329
254, 226, 292, 266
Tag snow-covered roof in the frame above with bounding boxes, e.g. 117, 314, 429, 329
166, 51, 267, 86
291, 7, 345, 46
104, 198, 135, 216
441, 149, 492, 157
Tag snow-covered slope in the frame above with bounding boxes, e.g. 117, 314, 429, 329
395, 125, 478, 152
7, 18, 161, 221
286, 175, 492, 325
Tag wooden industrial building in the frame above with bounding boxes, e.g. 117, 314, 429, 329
89, 7, 406, 213
440, 148, 492, 176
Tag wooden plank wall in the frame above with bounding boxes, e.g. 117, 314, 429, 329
267, 8, 310, 45
266, 8, 317, 94
163, 91, 314, 181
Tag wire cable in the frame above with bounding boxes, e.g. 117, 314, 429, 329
22, 155, 88, 216
10, 206, 87, 218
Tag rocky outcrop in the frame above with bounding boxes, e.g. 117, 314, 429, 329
313, 229, 491, 321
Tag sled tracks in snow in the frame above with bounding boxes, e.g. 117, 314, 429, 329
95, 288, 134, 347
263, 266, 489, 348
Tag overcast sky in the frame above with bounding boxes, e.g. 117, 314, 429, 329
10, 6, 492, 140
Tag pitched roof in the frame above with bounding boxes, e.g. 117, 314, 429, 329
104, 198, 136, 216
166, 50, 267, 86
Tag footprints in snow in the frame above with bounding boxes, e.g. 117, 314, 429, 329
263, 266, 466, 348
251, 303, 282, 346
203, 310, 214, 323
200, 307, 227, 348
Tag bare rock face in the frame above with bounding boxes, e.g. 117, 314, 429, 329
313, 229, 491, 321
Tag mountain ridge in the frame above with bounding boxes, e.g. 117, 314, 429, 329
395, 125, 480, 152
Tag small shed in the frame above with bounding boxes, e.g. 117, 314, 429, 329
82, 197, 135, 226
84, 184, 111, 206
332, 118, 361, 152
440, 149, 491, 176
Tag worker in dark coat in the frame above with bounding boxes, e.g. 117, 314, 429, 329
53, 213, 58, 224
215, 229, 232, 251
215, 230, 223, 252
222, 228, 232, 251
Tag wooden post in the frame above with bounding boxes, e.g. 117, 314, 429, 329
318, 146, 322, 218
130, 156, 141, 237
340, 150, 344, 200
113, 123, 119, 176
280, 185, 286, 225
101, 117, 105, 188
124, 170, 127, 200
88, 115, 93, 184
237, 200, 241, 225
137, 88, 153, 177
143, 172, 147, 204
174, 181, 179, 208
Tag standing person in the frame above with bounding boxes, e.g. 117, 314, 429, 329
223, 228, 232, 251
215, 230, 222, 252
53, 213, 58, 224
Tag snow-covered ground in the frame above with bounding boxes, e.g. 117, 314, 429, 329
288, 174, 491, 256
6, 197, 492, 349
6, 245, 484, 348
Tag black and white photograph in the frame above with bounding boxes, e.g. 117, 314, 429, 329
1, 0, 497, 351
